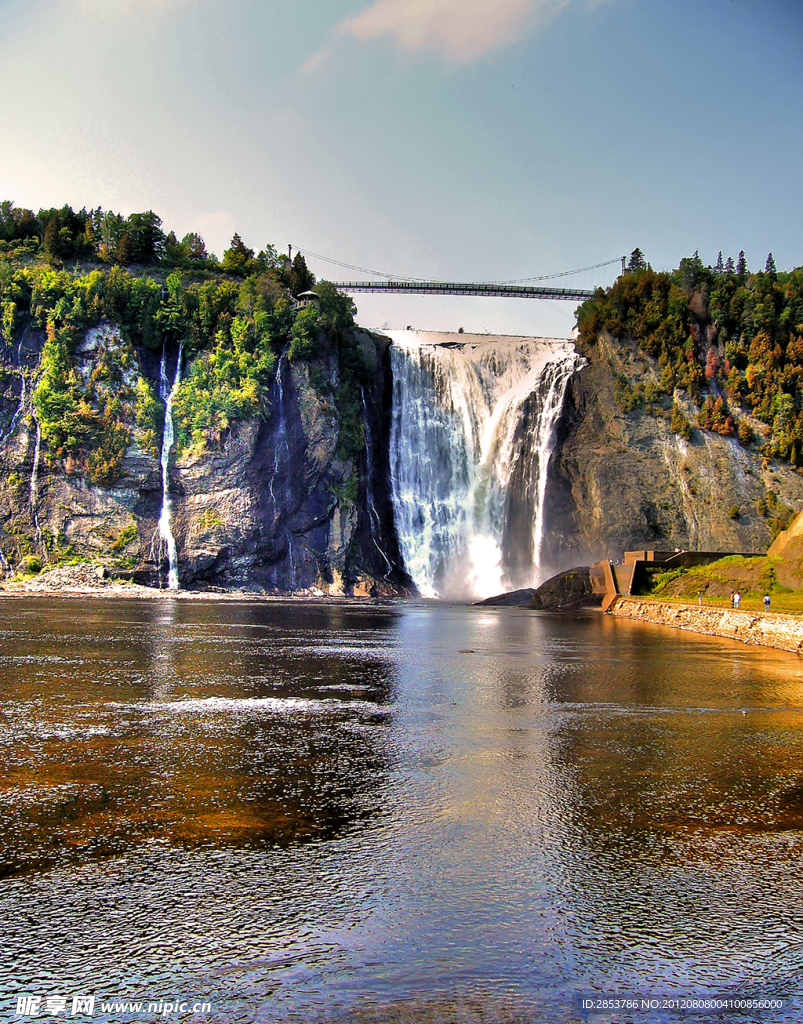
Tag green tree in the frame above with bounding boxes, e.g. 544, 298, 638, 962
222, 233, 255, 276
117, 232, 134, 265
626, 248, 647, 273
671, 402, 692, 440
288, 253, 315, 295
288, 304, 320, 360
125, 211, 165, 264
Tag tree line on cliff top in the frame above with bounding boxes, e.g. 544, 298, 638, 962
0, 201, 366, 485
577, 249, 803, 466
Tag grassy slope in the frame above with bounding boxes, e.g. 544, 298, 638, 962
635, 555, 803, 614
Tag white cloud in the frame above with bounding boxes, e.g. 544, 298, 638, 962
334, 0, 601, 64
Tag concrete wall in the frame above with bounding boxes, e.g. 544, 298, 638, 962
610, 597, 803, 654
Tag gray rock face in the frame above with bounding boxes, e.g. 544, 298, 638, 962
529, 566, 600, 610
0, 324, 414, 595
478, 567, 600, 611
542, 332, 803, 569
476, 588, 537, 608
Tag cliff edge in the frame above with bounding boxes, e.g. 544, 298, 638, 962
543, 331, 803, 569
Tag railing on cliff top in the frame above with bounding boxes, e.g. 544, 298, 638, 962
332, 280, 595, 301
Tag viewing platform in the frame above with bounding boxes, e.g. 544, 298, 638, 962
591, 549, 762, 612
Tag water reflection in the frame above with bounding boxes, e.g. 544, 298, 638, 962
1, 600, 803, 1022
0, 599, 399, 877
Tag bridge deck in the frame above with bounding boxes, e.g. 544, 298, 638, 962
333, 280, 595, 301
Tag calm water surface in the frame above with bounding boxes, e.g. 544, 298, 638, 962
1, 597, 803, 1023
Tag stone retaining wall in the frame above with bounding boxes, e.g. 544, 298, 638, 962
610, 598, 803, 654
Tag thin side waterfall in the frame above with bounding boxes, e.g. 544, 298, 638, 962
268, 352, 289, 511
388, 331, 582, 600
157, 343, 183, 589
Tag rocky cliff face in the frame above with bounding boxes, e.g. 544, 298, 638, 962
543, 331, 803, 569
0, 323, 413, 595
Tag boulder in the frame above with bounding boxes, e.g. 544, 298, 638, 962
478, 566, 601, 611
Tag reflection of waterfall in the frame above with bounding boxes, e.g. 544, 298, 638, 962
157, 343, 183, 590
388, 331, 582, 600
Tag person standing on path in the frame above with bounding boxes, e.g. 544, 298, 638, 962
730, 591, 735, 609
764, 594, 771, 611
734, 591, 741, 609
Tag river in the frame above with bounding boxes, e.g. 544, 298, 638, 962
1, 597, 802, 1023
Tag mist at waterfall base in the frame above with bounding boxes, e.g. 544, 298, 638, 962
387, 331, 582, 601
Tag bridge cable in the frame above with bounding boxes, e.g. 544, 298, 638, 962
293, 247, 625, 286
492, 256, 625, 284
293, 247, 428, 283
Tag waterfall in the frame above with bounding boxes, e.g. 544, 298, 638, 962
387, 331, 582, 600
268, 352, 289, 512
157, 343, 183, 590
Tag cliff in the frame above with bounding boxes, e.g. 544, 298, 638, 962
767, 510, 803, 588
0, 321, 413, 595
543, 331, 803, 569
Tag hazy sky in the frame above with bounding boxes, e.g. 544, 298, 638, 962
1, 0, 801, 337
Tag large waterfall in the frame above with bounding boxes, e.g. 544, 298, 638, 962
387, 331, 582, 600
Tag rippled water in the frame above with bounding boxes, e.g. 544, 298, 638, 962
1, 598, 803, 1022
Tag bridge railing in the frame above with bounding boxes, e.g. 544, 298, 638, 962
332, 280, 595, 301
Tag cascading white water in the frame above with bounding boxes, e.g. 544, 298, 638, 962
388, 331, 582, 600
157, 343, 183, 590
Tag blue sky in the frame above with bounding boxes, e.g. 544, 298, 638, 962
0, 0, 801, 336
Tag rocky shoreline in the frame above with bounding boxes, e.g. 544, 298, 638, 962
0, 563, 399, 602
610, 596, 803, 654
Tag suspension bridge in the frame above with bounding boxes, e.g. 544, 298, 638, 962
292, 248, 625, 301
330, 280, 595, 301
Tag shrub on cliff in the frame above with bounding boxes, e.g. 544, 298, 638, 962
670, 402, 692, 440
172, 314, 278, 454
577, 255, 803, 466
32, 322, 150, 484
289, 305, 320, 361
0, 199, 386, 477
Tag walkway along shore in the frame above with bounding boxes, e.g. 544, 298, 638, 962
610, 597, 803, 654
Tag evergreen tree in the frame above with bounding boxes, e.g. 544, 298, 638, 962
715, 251, 724, 274
626, 248, 646, 273
117, 232, 134, 265
736, 250, 747, 277
765, 252, 777, 276
125, 211, 165, 264
288, 253, 315, 295
42, 215, 63, 264
725, 256, 735, 274
182, 233, 208, 262
222, 233, 255, 276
